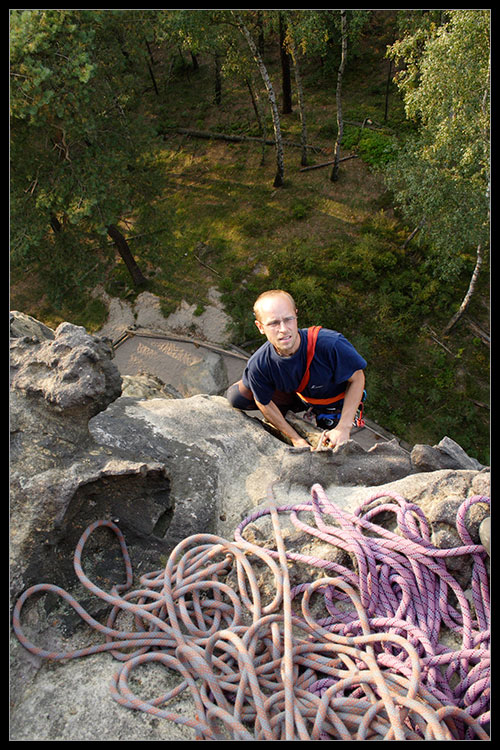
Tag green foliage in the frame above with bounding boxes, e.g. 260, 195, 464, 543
344, 127, 398, 168
10, 9, 165, 276
385, 10, 490, 279
290, 201, 310, 221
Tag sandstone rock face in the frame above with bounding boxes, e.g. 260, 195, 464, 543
410, 436, 484, 472
88, 393, 419, 541
9, 311, 490, 741
10, 312, 122, 477
10, 313, 122, 416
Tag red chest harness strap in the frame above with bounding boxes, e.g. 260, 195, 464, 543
295, 326, 346, 406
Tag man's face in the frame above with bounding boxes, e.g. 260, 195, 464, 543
254, 294, 300, 357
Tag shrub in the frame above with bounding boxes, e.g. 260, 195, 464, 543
357, 130, 398, 168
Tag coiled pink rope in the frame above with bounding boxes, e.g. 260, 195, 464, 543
12, 484, 490, 740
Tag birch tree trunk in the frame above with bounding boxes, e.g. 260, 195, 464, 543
235, 13, 285, 187
246, 77, 268, 165
330, 9, 347, 182
290, 42, 309, 167
279, 12, 293, 115
443, 243, 484, 333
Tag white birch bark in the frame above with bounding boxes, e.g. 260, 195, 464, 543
234, 13, 285, 187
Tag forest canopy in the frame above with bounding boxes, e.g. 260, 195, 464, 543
10, 9, 490, 462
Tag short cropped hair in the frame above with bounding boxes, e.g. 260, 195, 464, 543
253, 290, 297, 322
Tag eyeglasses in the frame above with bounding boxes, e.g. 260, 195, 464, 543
260, 315, 297, 330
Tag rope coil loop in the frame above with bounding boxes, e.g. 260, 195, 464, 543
13, 485, 490, 740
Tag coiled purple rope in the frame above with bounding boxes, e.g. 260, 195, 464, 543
12, 485, 490, 740
235, 485, 490, 730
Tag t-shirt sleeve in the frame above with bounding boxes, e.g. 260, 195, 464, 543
242, 358, 275, 405
319, 332, 367, 386
332, 335, 367, 383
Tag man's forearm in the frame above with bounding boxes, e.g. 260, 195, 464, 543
255, 399, 308, 447
336, 369, 365, 432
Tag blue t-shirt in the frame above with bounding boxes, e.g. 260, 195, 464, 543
242, 328, 367, 406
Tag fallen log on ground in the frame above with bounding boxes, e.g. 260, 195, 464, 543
299, 154, 358, 172
162, 127, 323, 153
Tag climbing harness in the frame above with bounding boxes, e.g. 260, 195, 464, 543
296, 326, 366, 430
315, 390, 367, 431
296, 325, 322, 395
12, 484, 490, 740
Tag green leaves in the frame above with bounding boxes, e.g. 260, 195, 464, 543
10, 9, 163, 267
384, 11, 490, 281
11, 10, 97, 122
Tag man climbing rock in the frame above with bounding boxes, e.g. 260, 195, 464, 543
226, 289, 367, 449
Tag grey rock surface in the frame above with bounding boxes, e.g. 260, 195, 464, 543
9, 311, 490, 741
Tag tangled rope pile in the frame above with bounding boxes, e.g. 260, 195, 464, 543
13, 484, 490, 740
